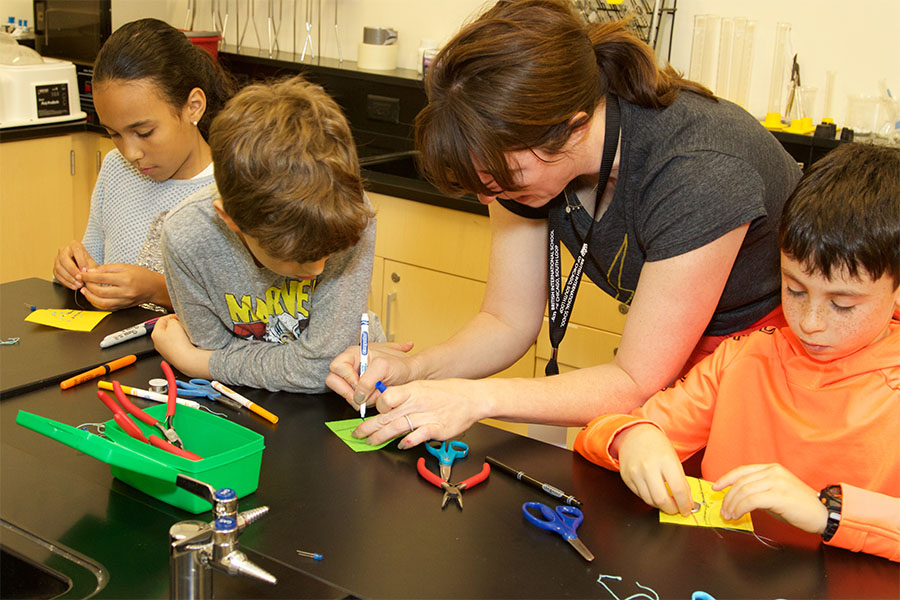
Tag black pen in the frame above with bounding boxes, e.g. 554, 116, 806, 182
485, 456, 582, 507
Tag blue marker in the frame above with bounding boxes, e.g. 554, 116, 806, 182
375, 381, 387, 394
359, 313, 369, 419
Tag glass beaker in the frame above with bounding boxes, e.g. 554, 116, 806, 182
766, 23, 792, 115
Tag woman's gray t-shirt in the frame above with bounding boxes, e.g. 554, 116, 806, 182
500, 92, 802, 335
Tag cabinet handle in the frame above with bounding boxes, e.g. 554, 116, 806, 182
96, 150, 102, 173
385, 292, 397, 342
70, 150, 75, 176
391, 272, 400, 283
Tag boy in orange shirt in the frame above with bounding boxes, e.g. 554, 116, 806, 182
575, 142, 899, 561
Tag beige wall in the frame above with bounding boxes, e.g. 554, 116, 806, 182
670, 0, 900, 130
3, 0, 898, 123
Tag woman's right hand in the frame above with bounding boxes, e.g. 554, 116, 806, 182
53, 240, 98, 290
326, 340, 416, 408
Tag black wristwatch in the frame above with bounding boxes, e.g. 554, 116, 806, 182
818, 484, 842, 542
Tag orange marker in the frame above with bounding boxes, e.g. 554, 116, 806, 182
60, 355, 137, 390
210, 380, 279, 424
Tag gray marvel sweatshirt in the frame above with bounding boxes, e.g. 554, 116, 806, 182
161, 184, 381, 393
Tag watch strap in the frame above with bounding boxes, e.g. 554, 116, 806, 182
818, 484, 842, 542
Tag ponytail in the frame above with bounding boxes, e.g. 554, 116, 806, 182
93, 19, 237, 139
590, 20, 714, 109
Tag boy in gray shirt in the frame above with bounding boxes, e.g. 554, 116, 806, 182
154, 76, 379, 393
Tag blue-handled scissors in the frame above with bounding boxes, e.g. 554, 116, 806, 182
426, 440, 468, 481
522, 502, 594, 562
176, 378, 221, 401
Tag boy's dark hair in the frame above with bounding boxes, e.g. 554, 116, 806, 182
780, 143, 900, 288
209, 75, 370, 263
93, 18, 237, 138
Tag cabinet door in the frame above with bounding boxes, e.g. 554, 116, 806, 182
370, 192, 492, 280
0, 136, 75, 283
535, 317, 621, 370
382, 260, 534, 378
369, 255, 384, 316
71, 132, 115, 241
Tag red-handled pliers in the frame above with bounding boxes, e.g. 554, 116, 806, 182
417, 457, 490, 510
97, 388, 201, 461
97, 360, 201, 461
121, 361, 184, 448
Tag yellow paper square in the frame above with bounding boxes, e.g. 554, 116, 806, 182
25, 308, 111, 332
659, 476, 754, 532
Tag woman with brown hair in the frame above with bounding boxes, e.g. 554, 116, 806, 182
328, 0, 801, 448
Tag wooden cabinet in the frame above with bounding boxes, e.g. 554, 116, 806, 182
0, 135, 76, 283
71, 132, 116, 239
369, 192, 534, 380
0, 131, 113, 284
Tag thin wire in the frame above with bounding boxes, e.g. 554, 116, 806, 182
597, 574, 660, 600
73, 286, 88, 309
198, 405, 228, 418
720, 527, 782, 550
77, 422, 106, 435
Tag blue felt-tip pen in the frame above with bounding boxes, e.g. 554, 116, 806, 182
296, 550, 324, 561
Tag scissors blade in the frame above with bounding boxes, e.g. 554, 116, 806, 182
440, 464, 451, 481
566, 537, 594, 562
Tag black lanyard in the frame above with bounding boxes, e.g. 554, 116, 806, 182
545, 94, 620, 376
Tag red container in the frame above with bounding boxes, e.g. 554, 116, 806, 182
182, 30, 221, 61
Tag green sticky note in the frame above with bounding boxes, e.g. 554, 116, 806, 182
325, 418, 396, 452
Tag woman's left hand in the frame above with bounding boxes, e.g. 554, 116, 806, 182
713, 463, 828, 534
351, 378, 488, 449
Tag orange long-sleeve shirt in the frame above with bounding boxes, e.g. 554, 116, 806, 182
575, 316, 900, 562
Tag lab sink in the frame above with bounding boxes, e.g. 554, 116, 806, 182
0, 519, 108, 599
360, 150, 488, 216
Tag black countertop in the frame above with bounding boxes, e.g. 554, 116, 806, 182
0, 278, 160, 398
0, 119, 106, 143
1, 301, 897, 599
220, 45, 424, 90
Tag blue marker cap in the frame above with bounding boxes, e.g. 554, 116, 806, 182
375, 381, 387, 393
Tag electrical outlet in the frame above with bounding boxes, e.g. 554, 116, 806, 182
366, 94, 400, 124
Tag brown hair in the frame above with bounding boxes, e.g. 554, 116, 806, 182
209, 75, 371, 263
780, 143, 900, 288
415, 0, 715, 197
93, 18, 237, 139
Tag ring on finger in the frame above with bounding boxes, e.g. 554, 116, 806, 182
405, 415, 414, 433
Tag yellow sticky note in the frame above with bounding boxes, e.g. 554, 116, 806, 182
659, 476, 754, 532
25, 308, 111, 332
